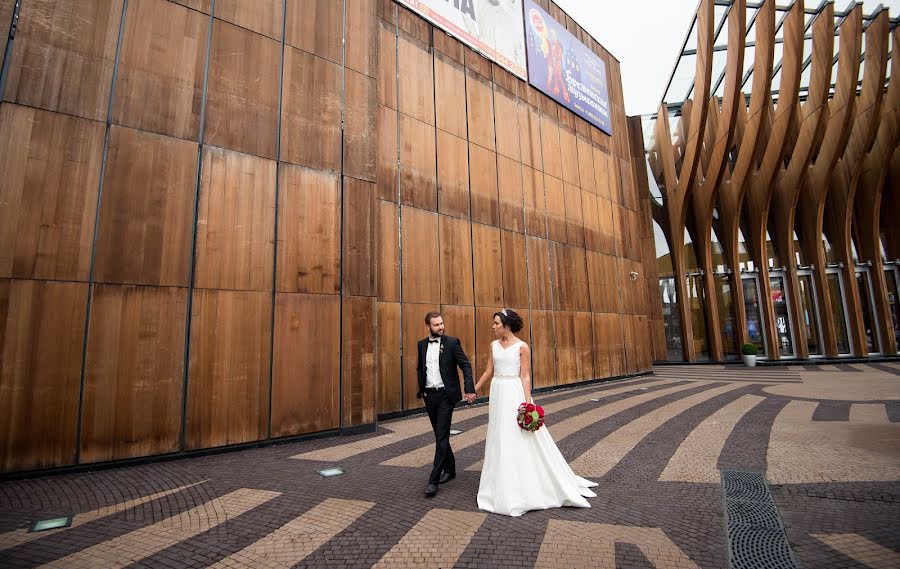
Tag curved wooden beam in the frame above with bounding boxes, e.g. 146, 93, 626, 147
769, 3, 835, 356
853, 23, 899, 355
797, 5, 863, 356
716, 0, 776, 353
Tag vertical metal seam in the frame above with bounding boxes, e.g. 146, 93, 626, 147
75, 0, 129, 465
338, 0, 347, 430
395, 7, 404, 412
268, 0, 287, 439
179, 0, 216, 452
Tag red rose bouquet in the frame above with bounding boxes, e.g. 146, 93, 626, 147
516, 402, 545, 432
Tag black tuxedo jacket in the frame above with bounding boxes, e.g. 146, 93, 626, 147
416, 335, 474, 405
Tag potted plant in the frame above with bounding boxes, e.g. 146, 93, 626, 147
741, 343, 758, 367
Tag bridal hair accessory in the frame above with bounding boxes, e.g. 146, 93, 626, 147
517, 402, 545, 432
501, 308, 509, 316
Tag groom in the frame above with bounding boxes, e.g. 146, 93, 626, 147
417, 311, 476, 498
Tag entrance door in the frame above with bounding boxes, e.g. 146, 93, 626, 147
855, 266, 881, 354
741, 275, 767, 357
714, 272, 739, 359
659, 277, 683, 360
797, 269, 823, 356
686, 272, 710, 361
826, 267, 852, 355
885, 264, 900, 349
769, 270, 795, 358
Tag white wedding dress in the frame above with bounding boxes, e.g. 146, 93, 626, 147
477, 340, 597, 517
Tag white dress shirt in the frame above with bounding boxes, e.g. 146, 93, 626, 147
425, 338, 444, 388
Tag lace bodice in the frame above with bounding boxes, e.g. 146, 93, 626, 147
492, 340, 523, 377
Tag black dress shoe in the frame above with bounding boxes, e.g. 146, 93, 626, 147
438, 471, 456, 484
425, 483, 438, 497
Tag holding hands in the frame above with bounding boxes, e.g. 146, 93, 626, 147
464, 392, 477, 404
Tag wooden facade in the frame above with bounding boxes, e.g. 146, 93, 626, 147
645, 0, 899, 364
0, 0, 654, 473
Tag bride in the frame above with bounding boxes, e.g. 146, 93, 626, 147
473, 309, 597, 517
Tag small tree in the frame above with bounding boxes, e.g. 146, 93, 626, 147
741, 343, 758, 356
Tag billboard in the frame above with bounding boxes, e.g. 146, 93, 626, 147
396, 0, 527, 80
523, 0, 612, 135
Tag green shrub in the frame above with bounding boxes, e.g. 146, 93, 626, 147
741, 343, 758, 356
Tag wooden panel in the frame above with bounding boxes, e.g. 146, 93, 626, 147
377, 22, 397, 109
399, 114, 437, 210
281, 46, 342, 170
81, 285, 187, 463
440, 305, 476, 371
465, 48, 492, 79
187, 290, 271, 448
587, 251, 620, 314
343, 177, 377, 297
554, 311, 576, 385
434, 53, 467, 139
217, 0, 282, 40
563, 182, 585, 247
620, 158, 637, 210
577, 138, 596, 193
526, 236, 552, 310
205, 20, 280, 159
501, 230, 528, 309
530, 310, 557, 388
519, 105, 542, 170
344, 69, 377, 182
550, 242, 589, 312
494, 88, 521, 161
398, 34, 434, 125
402, 303, 434, 410
544, 174, 567, 243
581, 190, 601, 251
170, 0, 211, 12
195, 147, 276, 291
597, 196, 617, 255
474, 305, 501, 388
343, 296, 376, 427
398, 5, 428, 44
593, 147, 612, 201
112, 0, 207, 140
608, 151, 623, 205
440, 215, 474, 306
466, 71, 495, 151
559, 128, 580, 186
473, 223, 503, 306
0, 280, 86, 472
523, 166, 547, 238
271, 293, 339, 437
401, 207, 440, 304
436, 130, 470, 219
0, 0, 12, 71
94, 126, 197, 286
574, 311, 595, 381
592, 313, 622, 379
0, 105, 104, 281
498, 155, 525, 233
540, 114, 563, 180
345, 0, 376, 77
285, 0, 341, 62
612, 203, 627, 259
377, 105, 398, 201
469, 143, 500, 226
378, 201, 400, 302
377, 301, 402, 414
3, 0, 122, 121
433, 28, 464, 63
277, 165, 340, 294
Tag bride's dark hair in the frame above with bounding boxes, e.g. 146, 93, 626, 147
494, 308, 524, 333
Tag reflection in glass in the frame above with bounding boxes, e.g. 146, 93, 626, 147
885, 269, 900, 347
687, 275, 710, 361
715, 275, 738, 358
742, 278, 766, 356
798, 274, 822, 355
827, 272, 851, 354
770, 276, 794, 357
855, 270, 879, 353
660, 278, 683, 360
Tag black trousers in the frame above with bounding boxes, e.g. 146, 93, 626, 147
424, 388, 455, 485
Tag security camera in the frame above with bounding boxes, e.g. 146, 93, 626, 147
630, 271, 638, 280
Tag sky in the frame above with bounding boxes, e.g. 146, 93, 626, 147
554, 0, 898, 118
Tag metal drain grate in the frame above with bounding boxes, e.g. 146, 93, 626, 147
721, 470, 799, 569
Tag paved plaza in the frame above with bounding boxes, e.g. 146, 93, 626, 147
1, 363, 898, 568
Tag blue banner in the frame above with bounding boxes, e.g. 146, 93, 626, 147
524, 0, 612, 136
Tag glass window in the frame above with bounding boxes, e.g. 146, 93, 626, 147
687, 275, 710, 361
660, 278, 684, 360
885, 268, 900, 346
856, 270, 880, 353
716, 275, 739, 357
798, 274, 822, 355
743, 277, 766, 355
827, 272, 852, 354
654, 218, 674, 277
770, 276, 794, 357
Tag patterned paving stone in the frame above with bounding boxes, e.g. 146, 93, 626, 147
0, 364, 898, 568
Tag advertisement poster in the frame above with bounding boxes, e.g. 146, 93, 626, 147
523, 0, 612, 135
397, 0, 527, 80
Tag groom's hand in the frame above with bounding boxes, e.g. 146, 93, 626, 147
464, 393, 476, 404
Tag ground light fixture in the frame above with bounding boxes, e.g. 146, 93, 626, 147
316, 467, 345, 478
29, 516, 72, 532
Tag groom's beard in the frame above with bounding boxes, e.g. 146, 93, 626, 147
430, 332, 444, 339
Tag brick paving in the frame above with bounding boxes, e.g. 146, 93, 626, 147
1, 363, 898, 568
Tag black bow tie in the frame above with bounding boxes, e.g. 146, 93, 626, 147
428, 338, 440, 343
